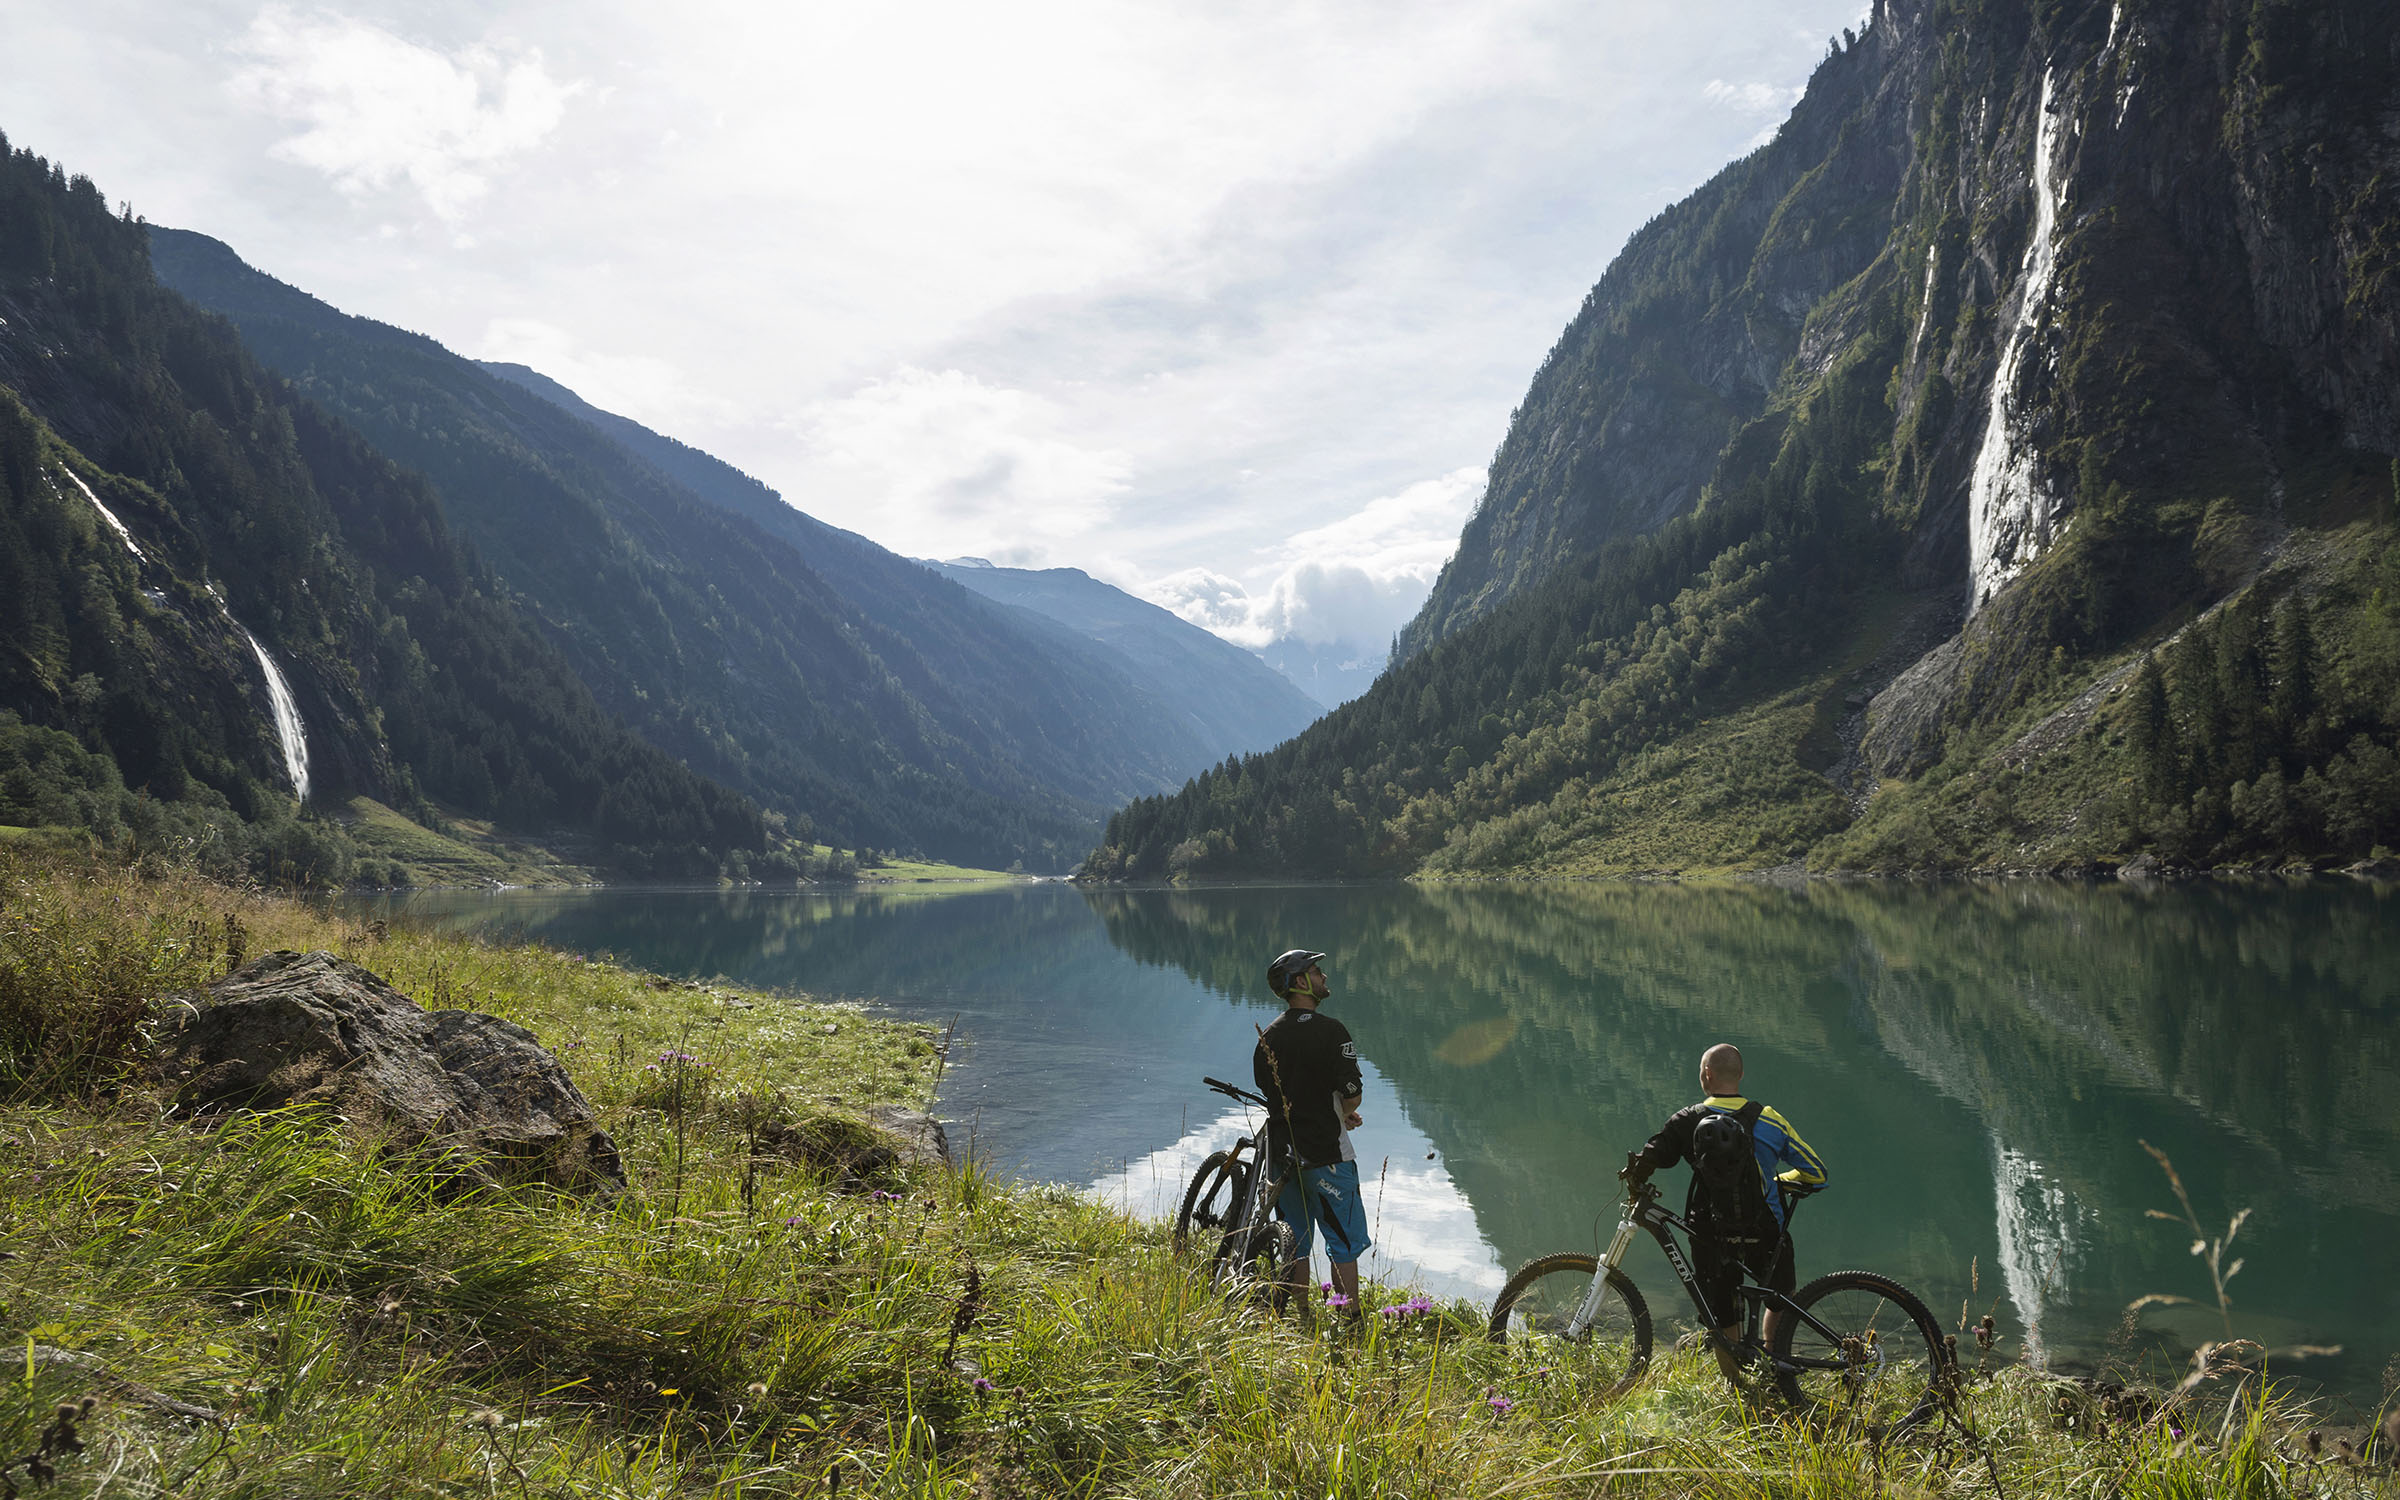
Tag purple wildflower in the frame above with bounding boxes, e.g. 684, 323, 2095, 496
971, 1377, 995, 1393
1326, 1292, 1352, 1310
1487, 1393, 1514, 1414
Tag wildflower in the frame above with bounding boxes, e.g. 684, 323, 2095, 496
1486, 1393, 1514, 1414
1326, 1292, 1352, 1310
783, 1214, 805, 1227
746, 1382, 769, 1398
971, 1377, 996, 1393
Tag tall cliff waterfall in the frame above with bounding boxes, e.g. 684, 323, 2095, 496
59, 462, 311, 801
1967, 71, 2068, 615
242, 628, 312, 802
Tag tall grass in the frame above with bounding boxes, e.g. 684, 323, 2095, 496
1, 847, 2393, 1495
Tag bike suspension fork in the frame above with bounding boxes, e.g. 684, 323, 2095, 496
1568, 1211, 1640, 1337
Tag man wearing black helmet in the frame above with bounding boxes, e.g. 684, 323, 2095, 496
1620, 1043, 1825, 1377
1254, 948, 1371, 1312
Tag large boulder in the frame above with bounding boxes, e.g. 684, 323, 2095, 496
158, 949, 625, 1194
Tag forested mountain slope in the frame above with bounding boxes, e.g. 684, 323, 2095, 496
922, 559, 1322, 763
0, 132, 777, 880
478, 363, 1321, 765
152, 230, 1240, 872
1090, 0, 2400, 880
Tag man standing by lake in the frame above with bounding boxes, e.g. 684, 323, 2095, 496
1620, 1042, 1826, 1376
1254, 948, 1371, 1315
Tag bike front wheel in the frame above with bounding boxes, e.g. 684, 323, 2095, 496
1174, 1148, 1250, 1258
1768, 1270, 1950, 1430
1487, 1254, 1652, 1397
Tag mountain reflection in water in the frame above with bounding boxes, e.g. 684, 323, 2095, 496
353, 877, 2400, 1410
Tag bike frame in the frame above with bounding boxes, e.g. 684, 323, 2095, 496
1200, 1076, 1305, 1270
1569, 1182, 1862, 1378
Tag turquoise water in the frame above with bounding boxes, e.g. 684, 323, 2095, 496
354, 878, 2400, 1410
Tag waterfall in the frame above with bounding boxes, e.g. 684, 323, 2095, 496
1966, 70, 2068, 615
55, 460, 312, 801
61, 468, 146, 562
241, 627, 312, 802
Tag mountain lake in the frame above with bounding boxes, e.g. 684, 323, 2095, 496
349, 877, 2400, 1412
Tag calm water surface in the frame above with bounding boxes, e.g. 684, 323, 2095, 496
354, 878, 2400, 1409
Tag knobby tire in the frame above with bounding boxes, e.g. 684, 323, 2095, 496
1486, 1253, 1653, 1397
1768, 1269, 1950, 1431
1173, 1149, 1247, 1258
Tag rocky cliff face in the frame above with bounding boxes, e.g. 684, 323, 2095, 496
1092, 0, 2400, 880
1404, 0, 2400, 738
1399, 26, 1916, 655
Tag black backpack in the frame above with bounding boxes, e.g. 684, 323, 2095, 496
1690, 1100, 1774, 1233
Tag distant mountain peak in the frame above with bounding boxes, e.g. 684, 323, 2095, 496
943, 556, 996, 569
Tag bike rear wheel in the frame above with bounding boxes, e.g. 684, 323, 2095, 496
1768, 1270, 1950, 1430
1174, 1148, 1249, 1258
1487, 1253, 1652, 1397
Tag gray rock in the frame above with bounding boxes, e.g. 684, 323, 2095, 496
1859, 635, 1965, 779
754, 1105, 949, 1191
2343, 856, 2400, 881
865, 1105, 951, 1169
158, 949, 624, 1194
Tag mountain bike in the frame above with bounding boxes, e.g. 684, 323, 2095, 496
1487, 1162, 1951, 1428
1173, 1076, 1298, 1296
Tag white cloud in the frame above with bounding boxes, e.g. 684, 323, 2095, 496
1703, 78, 1805, 114
228, 6, 582, 220
476, 316, 738, 432
797, 368, 1133, 561
1144, 467, 1483, 649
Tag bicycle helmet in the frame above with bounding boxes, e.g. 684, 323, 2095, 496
1267, 948, 1326, 998
1691, 1109, 1748, 1167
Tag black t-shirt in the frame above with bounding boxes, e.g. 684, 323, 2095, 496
1253, 1006, 1363, 1168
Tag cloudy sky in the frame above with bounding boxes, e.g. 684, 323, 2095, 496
5, 0, 1864, 655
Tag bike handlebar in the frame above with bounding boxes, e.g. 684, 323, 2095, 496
1203, 1075, 1269, 1108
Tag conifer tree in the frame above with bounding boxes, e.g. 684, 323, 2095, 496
2269, 592, 2316, 765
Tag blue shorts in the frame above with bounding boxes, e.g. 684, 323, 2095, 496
1276, 1160, 1372, 1265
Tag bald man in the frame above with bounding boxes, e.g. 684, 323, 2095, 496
1620, 1043, 1826, 1377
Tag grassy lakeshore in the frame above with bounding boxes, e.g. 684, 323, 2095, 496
2, 851, 2391, 1497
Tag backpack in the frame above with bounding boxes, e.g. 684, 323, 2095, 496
1690, 1100, 1774, 1234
